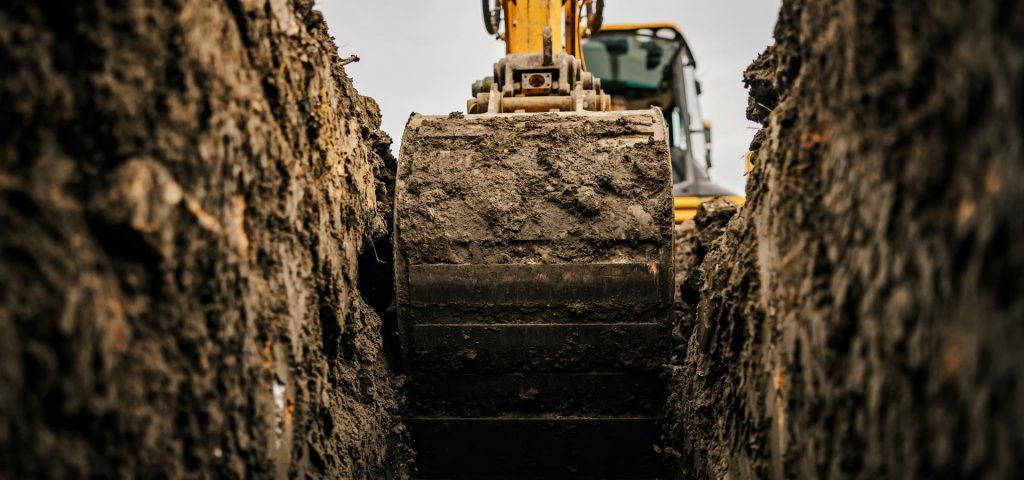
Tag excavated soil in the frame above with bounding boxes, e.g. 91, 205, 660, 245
668, 0, 1024, 478
396, 110, 673, 265
0, 1, 404, 478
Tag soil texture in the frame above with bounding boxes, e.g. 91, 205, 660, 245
668, 1, 1024, 478
0, 0, 404, 478
397, 110, 673, 266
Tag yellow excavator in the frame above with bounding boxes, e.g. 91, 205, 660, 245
581, 23, 745, 221
394, 1, 737, 477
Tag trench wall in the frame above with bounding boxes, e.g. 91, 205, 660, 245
669, 1, 1024, 478
0, 0, 402, 477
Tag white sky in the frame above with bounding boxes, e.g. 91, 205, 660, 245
319, 1, 780, 194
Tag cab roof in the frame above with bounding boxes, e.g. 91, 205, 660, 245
600, 23, 684, 36
594, 23, 697, 68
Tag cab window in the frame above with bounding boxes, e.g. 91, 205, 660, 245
583, 30, 682, 95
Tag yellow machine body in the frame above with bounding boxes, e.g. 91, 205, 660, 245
504, 0, 563, 54
674, 195, 747, 223
500, 0, 593, 60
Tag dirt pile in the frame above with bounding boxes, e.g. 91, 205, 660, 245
669, 0, 1024, 478
0, 0, 402, 478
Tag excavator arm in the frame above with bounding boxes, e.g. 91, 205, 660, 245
469, 0, 610, 113
481, 0, 602, 59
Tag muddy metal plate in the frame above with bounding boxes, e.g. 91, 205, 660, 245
410, 322, 664, 373
407, 417, 665, 479
407, 263, 662, 305
407, 372, 666, 416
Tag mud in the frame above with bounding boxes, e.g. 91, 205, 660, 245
394, 108, 676, 380
0, 0, 404, 478
396, 110, 673, 266
670, 199, 739, 361
668, 0, 1024, 478
395, 109, 677, 370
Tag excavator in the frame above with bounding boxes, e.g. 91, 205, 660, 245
581, 23, 745, 221
394, 1, 738, 478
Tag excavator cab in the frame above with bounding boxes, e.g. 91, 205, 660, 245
583, 24, 745, 222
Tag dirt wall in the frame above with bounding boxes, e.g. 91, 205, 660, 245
670, 0, 1024, 478
0, 0, 402, 477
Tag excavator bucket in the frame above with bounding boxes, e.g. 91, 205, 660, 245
395, 108, 674, 479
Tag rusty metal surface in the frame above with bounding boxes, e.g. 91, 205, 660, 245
407, 372, 666, 416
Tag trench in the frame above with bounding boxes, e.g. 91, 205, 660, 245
2, 0, 1023, 479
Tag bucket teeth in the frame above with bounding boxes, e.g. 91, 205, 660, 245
396, 110, 674, 478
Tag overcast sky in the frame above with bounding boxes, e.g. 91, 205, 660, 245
319, 1, 781, 194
